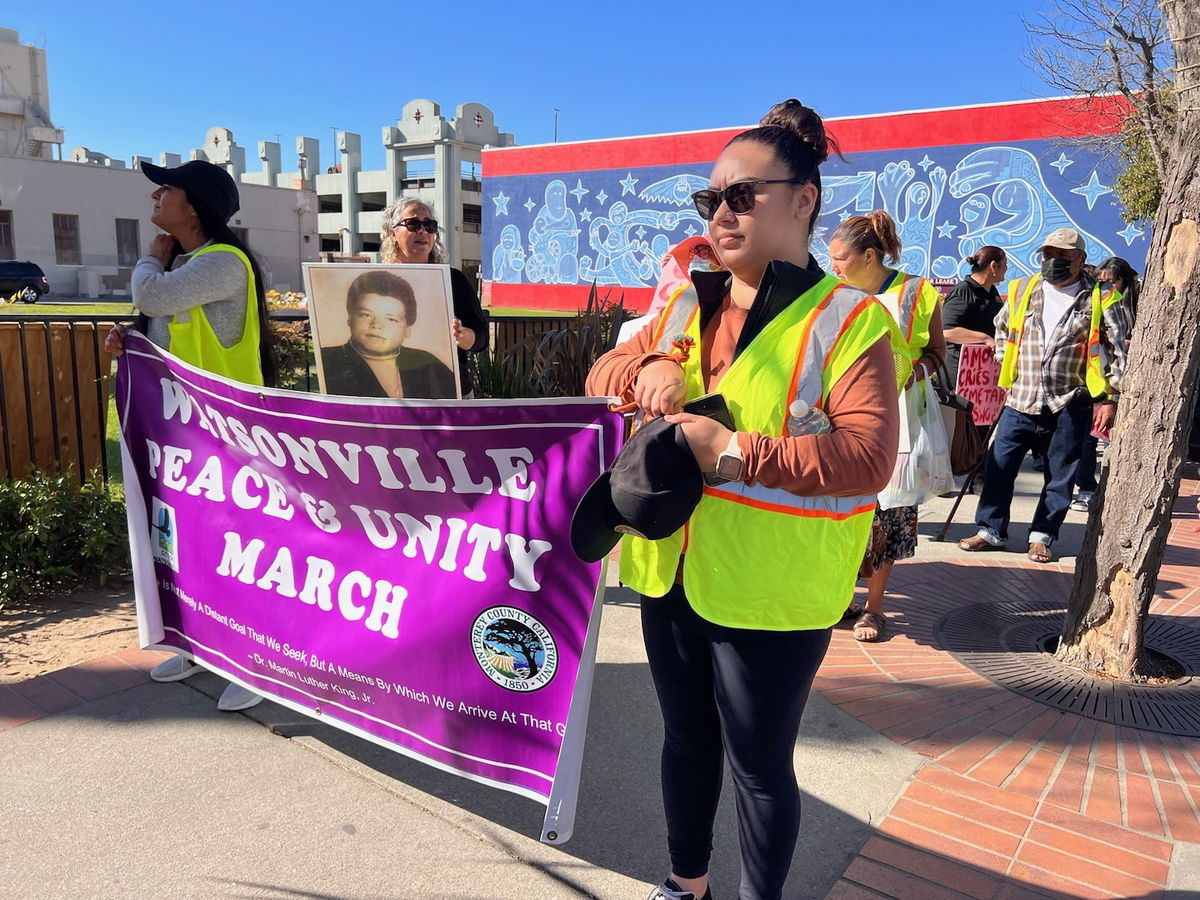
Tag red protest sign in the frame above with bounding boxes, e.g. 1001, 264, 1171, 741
956, 344, 1005, 426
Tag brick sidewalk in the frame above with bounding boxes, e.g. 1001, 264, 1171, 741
826, 481, 1200, 899
0, 647, 169, 730
4, 485, 1199, 898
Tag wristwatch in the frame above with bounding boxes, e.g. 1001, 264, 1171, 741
711, 432, 744, 483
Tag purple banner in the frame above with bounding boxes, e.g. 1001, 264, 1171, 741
117, 333, 622, 840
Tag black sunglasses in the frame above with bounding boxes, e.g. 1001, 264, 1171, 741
691, 178, 802, 221
394, 217, 439, 234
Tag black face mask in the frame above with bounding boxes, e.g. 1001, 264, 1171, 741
1040, 257, 1075, 285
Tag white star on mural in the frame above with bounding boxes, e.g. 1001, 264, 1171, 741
635, 226, 647, 239
1070, 171, 1113, 210
917, 155, 935, 171
1050, 152, 1074, 175
595, 189, 609, 205
569, 179, 589, 203
838, 210, 852, 222
1117, 221, 1146, 245
492, 191, 510, 215
580, 208, 592, 222
936, 221, 957, 238
685, 224, 699, 237
620, 172, 639, 195
523, 198, 536, 212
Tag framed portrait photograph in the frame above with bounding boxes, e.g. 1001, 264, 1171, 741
304, 263, 461, 400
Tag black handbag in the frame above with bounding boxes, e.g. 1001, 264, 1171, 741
929, 355, 986, 476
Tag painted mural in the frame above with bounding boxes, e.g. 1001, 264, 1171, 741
484, 138, 1149, 295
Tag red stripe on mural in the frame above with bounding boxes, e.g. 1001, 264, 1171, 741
482, 96, 1131, 177
485, 282, 655, 314
484, 129, 745, 178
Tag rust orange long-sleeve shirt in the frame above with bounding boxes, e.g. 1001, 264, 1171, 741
586, 290, 901, 498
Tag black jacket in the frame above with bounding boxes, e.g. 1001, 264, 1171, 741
942, 276, 1002, 386
320, 342, 457, 399
691, 256, 828, 363
448, 267, 489, 395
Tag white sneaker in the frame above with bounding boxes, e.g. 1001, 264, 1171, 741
149, 654, 203, 683
1070, 493, 1093, 512
217, 682, 264, 712
645, 879, 710, 900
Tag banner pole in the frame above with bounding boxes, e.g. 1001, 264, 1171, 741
540, 558, 609, 844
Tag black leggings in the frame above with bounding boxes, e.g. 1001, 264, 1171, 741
640, 583, 832, 900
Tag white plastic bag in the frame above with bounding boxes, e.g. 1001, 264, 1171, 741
878, 379, 953, 509
918, 377, 955, 497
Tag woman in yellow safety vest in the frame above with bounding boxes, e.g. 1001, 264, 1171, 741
585, 100, 906, 900
104, 159, 277, 712
828, 211, 946, 643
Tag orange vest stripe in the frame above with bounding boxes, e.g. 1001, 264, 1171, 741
701, 486, 877, 520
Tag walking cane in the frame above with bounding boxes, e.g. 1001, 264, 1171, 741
931, 402, 1005, 543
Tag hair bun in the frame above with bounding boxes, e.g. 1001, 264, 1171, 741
760, 99, 835, 164
966, 253, 980, 266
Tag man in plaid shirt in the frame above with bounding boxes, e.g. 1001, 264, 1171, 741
959, 228, 1132, 563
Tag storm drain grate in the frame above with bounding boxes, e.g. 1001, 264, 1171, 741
935, 600, 1200, 737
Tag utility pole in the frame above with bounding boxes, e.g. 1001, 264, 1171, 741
330, 126, 339, 171
553, 108, 560, 143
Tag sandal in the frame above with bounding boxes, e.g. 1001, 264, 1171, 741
853, 610, 887, 643
841, 603, 864, 621
1028, 541, 1053, 564
958, 534, 1006, 552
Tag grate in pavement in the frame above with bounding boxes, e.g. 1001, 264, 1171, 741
935, 600, 1200, 737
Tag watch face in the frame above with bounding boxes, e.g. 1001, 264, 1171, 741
715, 453, 743, 482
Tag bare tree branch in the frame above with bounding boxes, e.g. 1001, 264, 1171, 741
1022, 0, 1176, 182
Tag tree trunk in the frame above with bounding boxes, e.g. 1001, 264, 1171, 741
1057, 1, 1200, 679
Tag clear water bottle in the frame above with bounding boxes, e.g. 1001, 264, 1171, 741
786, 399, 832, 436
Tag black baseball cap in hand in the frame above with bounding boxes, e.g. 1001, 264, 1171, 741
570, 416, 704, 564
141, 159, 240, 223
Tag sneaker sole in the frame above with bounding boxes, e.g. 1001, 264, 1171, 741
149, 663, 203, 683
217, 696, 264, 712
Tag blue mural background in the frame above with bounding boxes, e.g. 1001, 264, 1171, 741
484, 138, 1149, 289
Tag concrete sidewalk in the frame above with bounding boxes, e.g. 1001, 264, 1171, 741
2, 460, 1199, 898
0, 592, 919, 900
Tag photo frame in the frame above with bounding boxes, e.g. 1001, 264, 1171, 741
303, 263, 460, 400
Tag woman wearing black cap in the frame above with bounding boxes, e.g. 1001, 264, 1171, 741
586, 100, 906, 900
105, 159, 277, 711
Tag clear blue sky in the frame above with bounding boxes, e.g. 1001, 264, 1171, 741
4, 0, 1056, 171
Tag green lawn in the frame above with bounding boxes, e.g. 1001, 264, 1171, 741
0, 301, 134, 316
485, 306, 574, 318
105, 391, 122, 489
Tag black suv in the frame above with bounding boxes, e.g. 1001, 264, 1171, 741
0, 260, 50, 303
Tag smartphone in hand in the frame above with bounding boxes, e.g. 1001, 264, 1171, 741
682, 392, 735, 431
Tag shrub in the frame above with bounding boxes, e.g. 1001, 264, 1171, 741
0, 471, 129, 609
272, 319, 314, 391
470, 284, 625, 399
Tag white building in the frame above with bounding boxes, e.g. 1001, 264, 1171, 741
0, 153, 318, 297
0, 24, 512, 296
0, 27, 62, 160
230, 99, 514, 286
0, 27, 319, 296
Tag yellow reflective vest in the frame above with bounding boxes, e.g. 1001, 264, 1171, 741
619, 272, 905, 630
876, 272, 940, 362
165, 243, 263, 386
997, 275, 1123, 398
